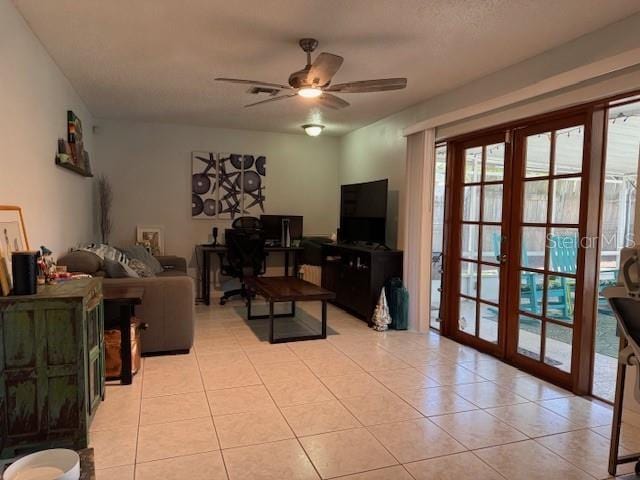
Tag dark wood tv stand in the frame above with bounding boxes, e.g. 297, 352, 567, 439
321, 243, 403, 323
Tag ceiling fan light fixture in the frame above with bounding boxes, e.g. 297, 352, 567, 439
298, 87, 322, 98
302, 124, 324, 137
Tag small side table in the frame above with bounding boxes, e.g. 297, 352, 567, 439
103, 287, 144, 385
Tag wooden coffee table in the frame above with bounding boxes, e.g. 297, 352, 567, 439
245, 277, 335, 344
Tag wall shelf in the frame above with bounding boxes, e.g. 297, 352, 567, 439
55, 157, 93, 177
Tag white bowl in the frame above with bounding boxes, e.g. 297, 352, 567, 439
3, 449, 80, 480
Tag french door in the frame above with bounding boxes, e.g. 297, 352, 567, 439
446, 112, 593, 390
448, 132, 512, 358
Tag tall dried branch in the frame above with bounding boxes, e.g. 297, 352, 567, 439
97, 175, 113, 244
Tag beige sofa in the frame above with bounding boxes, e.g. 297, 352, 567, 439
58, 253, 194, 354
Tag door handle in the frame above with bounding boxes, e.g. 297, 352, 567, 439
500, 254, 507, 264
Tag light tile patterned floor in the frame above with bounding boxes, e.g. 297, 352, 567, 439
92, 299, 633, 479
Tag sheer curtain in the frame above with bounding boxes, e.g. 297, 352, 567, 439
403, 128, 436, 331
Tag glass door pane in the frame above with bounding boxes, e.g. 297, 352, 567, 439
463, 186, 481, 221
430, 144, 448, 330
459, 297, 477, 336
545, 322, 573, 373
592, 100, 640, 401
465, 147, 482, 182
518, 315, 542, 360
461, 224, 479, 260
479, 303, 499, 344
525, 133, 551, 177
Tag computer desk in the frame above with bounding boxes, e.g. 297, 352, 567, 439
197, 244, 304, 306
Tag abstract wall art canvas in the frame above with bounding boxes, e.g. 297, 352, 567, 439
191, 152, 266, 219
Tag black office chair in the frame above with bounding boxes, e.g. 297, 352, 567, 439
232, 216, 262, 231
219, 219, 266, 305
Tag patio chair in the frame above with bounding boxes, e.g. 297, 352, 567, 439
492, 233, 542, 314
548, 234, 619, 319
548, 234, 576, 319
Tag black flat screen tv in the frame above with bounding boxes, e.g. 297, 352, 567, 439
340, 179, 388, 244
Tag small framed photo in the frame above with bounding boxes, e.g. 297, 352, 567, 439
136, 225, 164, 256
0, 205, 30, 291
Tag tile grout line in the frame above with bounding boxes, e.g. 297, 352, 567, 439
237, 309, 415, 475
133, 449, 222, 470
252, 333, 329, 480
132, 356, 145, 479
463, 450, 510, 480
530, 435, 607, 479
328, 464, 416, 479
291, 338, 412, 473
194, 338, 232, 480
480, 402, 586, 439
192, 301, 601, 479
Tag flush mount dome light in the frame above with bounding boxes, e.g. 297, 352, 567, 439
302, 124, 324, 137
298, 87, 322, 98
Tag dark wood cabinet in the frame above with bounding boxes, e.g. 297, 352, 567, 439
0, 278, 104, 459
321, 244, 403, 322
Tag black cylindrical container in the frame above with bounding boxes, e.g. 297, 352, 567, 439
11, 251, 38, 295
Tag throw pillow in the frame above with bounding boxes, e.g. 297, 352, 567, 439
128, 259, 155, 278
103, 258, 128, 278
79, 243, 139, 278
120, 245, 163, 274
57, 250, 102, 274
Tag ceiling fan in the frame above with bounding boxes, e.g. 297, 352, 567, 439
215, 38, 407, 109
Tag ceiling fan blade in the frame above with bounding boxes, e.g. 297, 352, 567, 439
244, 93, 297, 108
215, 77, 293, 90
306, 53, 344, 87
317, 93, 349, 109
326, 78, 407, 93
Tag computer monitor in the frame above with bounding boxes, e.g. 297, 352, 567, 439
260, 215, 303, 245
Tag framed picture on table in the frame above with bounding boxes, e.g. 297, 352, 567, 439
136, 225, 164, 256
0, 254, 9, 296
0, 205, 30, 295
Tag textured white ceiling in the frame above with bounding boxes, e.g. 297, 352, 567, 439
13, 0, 640, 136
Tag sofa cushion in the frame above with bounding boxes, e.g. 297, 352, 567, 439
156, 269, 187, 277
129, 258, 156, 278
120, 245, 164, 274
57, 250, 102, 274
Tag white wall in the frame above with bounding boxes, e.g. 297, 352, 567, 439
339, 13, 640, 250
339, 112, 411, 249
0, 0, 97, 256
94, 120, 340, 275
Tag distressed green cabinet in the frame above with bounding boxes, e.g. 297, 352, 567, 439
0, 278, 104, 459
